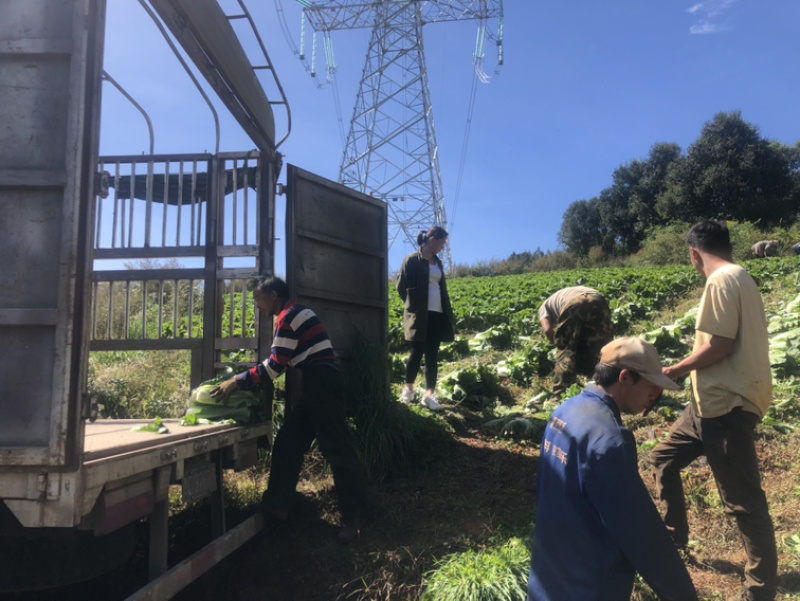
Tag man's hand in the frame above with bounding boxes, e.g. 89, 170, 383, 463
210, 377, 239, 404
663, 336, 734, 382
540, 317, 555, 344
662, 365, 683, 381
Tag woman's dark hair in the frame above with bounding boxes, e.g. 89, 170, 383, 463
254, 276, 289, 300
417, 225, 449, 247
593, 364, 641, 388
686, 220, 733, 256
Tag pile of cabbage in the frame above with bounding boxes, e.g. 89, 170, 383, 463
182, 371, 263, 425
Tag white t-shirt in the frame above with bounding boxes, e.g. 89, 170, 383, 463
428, 263, 443, 313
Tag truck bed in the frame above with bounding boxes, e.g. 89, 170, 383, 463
1, 418, 272, 531
83, 419, 260, 461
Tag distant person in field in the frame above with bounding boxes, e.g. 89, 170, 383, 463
538, 286, 613, 396
527, 337, 697, 601
792, 242, 800, 256
396, 225, 456, 411
751, 239, 779, 258
651, 220, 777, 601
212, 276, 370, 545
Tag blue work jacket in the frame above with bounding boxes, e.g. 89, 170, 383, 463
527, 385, 697, 601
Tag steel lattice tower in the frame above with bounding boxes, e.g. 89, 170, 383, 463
295, 1, 504, 268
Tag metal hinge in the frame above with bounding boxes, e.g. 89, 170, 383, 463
82, 394, 99, 422
94, 170, 110, 199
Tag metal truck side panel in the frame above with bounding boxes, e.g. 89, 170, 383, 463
1, 187, 62, 446
285, 164, 389, 355
0, 0, 103, 467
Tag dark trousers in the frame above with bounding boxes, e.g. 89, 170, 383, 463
405, 310, 448, 390
265, 364, 369, 522
650, 403, 777, 601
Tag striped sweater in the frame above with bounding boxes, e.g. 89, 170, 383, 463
236, 301, 338, 388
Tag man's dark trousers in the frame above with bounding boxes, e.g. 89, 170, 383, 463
265, 364, 369, 522
650, 403, 777, 601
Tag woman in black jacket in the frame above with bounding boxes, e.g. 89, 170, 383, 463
396, 226, 455, 411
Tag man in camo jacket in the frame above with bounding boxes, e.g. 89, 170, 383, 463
751, 240, 779, 258
539, 286, 613, 396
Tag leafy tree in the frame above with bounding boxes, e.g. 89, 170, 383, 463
773, 140, 800, 222
598, 143, 681, 255
656, 111, 795, 225
558, 198, 606, 256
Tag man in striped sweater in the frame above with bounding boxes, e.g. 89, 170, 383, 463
213, 276, 370, 544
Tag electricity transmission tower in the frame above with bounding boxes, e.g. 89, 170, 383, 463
282, 1, 504, 268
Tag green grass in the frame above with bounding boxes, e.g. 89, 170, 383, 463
344, 335, 453, 482
421, 539, 530, 601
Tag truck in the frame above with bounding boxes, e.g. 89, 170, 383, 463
0, 0, 388, 598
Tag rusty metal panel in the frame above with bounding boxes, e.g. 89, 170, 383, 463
285, 165, 388, 356
181, 461, 217, 505
0, 0, 105, 467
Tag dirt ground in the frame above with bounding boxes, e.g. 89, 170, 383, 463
3, 407, 800, 601
170, 408, 539, 601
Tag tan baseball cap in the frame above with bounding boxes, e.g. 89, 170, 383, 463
599, 337, 680, 390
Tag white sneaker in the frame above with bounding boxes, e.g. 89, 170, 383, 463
400, 388, 415, 404
420, 394, 443, 411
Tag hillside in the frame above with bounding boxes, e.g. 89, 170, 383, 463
8, 257, 800, 601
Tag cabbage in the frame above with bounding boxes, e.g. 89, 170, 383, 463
189, 384, 257, 408
184, 375, 262, 424
184, 404, 250, 423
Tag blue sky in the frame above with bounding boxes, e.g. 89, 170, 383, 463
100, 1, 800, 273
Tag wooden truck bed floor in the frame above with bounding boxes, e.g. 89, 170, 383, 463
83, 419, 252, 462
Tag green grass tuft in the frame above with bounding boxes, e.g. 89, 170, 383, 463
343, 335, 451, 483
422, 538, 530, 601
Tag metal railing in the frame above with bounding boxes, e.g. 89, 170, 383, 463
90, 152, 273, 384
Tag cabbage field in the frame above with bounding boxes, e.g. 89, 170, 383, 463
390, 256, 800, 430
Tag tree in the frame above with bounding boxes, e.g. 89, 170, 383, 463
598, 143, 682, 255
773, 140, 800, 222
656, 111, 795, 226
558, 198, 606, 256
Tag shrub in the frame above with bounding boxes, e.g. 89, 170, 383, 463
528, 250, 578, 272
88, 350, 191, 418
630, 223, 691, 266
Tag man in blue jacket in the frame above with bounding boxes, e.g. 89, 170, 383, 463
528, 337, 697, 601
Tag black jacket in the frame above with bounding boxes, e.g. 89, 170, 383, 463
396, 250, 455, 342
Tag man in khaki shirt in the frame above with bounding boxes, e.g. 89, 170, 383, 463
650, 220, 777, 601
538, 286, 612, 396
